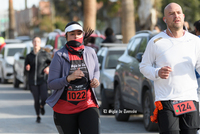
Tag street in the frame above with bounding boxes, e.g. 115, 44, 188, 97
0, 83, 158, 134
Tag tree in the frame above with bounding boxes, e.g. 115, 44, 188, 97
96, 0, 121, 30
53, 0, 83, 22
83, 0, 97, 30
121, 0, 135, 43
138, 0, 161, 30
40, 16, 53, 33
8, 0, 15, 39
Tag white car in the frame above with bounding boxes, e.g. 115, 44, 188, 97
13, 40, 49, 89
0, 44, 26, 83
95, 45, 127, 114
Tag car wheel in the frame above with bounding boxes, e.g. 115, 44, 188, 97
143, 90, 158, 131
13, 72, 20, 88
100, 88, 110, 115
1, 70, 7, 84
114, 84, 130, 121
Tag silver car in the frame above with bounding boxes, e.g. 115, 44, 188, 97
95, 46, 126, 114
0, 44, 26, 83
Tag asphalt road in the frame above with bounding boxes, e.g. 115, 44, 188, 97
0, 83, 159, 134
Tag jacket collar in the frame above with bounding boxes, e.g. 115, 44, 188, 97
61, 46, 87, 62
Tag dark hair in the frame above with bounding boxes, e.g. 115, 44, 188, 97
88, 37, 95, 44
105, 27, 113, 37
194, 20, 200, 32
83, 28, 94, 45
64, 21, 81, 30
32, 36, 41, 41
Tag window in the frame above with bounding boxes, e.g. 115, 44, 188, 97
137, 37, 147, 53
97, 48, 106, 66
46, 36, 55, 48
104, 50, 124, 69
1, 48, 5, 58
23, 48, 27, 58
128, 38, 142, 57
127, 38, 135, 50
57, 36, 66, 49
7, 48, 23, 56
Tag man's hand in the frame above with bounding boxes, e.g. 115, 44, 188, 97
90, 78, 100, 88
26, 64, 30, 71
67, 68, 84, 82
43, 67, 49, 74
158, 66, 172, 79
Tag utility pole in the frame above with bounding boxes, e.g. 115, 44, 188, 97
25, 0, 27, 9
8, 0, 15, 39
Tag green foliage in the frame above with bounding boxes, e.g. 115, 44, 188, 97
97, 0, 121, 18
40, 16, 54, 32
54, 17, 68, 31
107, 1, 121, 17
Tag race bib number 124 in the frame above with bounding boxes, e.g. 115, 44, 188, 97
172, 101, 196, 116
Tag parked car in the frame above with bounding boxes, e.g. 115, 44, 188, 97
5, 39, 22, 44
95, 44, 127, 114
0, 43, 26, 83
15, 36, 31, 42
13, 40, 47, 90
45, 29, 66, 56
113, 30, 158, 131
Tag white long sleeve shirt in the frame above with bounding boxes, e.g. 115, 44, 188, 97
140, 31, 200, 102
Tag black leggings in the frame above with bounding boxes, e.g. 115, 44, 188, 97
54, 107, 100, 134
30, 83, 48, 115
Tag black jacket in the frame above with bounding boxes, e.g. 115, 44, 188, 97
25, 49, 51, 85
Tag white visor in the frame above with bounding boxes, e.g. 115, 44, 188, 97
65, 24, 83, 34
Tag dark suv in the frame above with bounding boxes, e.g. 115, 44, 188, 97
113, 30, 158, 131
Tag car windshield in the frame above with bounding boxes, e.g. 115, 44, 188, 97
105, 50, 124, 69
58, 36, 66, 49
7, 48, 23, 56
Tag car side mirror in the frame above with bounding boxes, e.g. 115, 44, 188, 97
136, 52, 143, 62
19, 56, 25, 59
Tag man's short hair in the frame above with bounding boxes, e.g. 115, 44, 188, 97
105, 27, 113, 37
194, 20, 200, 32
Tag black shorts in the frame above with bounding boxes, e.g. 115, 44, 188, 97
158, 100, 199, 133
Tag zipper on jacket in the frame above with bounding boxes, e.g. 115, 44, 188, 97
83, 54, 99, 106
34, 53, 38, 85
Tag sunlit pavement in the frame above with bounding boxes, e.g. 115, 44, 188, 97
0, 83, 158, 134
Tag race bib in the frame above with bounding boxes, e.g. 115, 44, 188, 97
171, 100, 196, 116
67, 90, 87, 101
